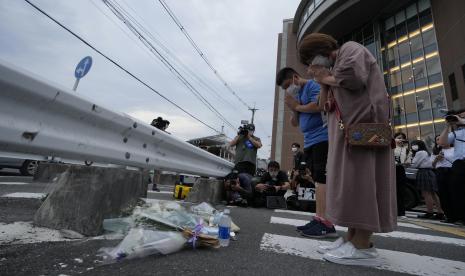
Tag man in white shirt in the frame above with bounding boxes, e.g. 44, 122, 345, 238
432, 136, 454, 222
439, 110, 465, 224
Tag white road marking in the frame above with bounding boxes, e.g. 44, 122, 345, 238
406, 211, 425, 216
274, 209, 314, 216
147, 191, 172, 195
276, 209, 429, 219
407, 217, 465, 227
260, 233, 465, 276
270, 216, 465, 246
1, 192, 46, 199
270, 216, 428, 230
0, 182, 30, 185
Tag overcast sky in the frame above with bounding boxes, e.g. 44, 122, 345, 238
0, 0, 300, 159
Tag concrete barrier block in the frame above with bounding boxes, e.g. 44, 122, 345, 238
185, 178, 224, 204
33, 162, 70, 183
34, 164, 147, 236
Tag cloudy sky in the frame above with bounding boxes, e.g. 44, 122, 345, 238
0, 0, 300, 159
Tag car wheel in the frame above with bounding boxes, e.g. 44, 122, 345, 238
403, 184, 419, 210
20, 160, 39, 176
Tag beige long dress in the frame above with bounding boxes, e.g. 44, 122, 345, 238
326, 41, 397, 233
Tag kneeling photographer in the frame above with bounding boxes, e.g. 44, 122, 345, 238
224, 170, 253, 207
229, 123, 262, 176
287, 162, 315, 210
438, 109, 465, 223
253, 161, 290, 207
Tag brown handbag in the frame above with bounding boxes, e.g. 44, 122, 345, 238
326, 89, 394, 148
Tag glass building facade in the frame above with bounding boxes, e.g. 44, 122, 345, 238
337, 0, 446, 147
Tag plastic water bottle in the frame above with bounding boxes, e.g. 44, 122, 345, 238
218, 209, 231, 247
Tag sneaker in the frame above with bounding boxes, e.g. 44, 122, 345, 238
296, 218, 319, 232
317, 237, 345, 254
301, 221, 338, 239
323, 241, 381, 267
417, 213, 434, 219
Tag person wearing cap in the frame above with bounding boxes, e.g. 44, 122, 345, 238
253, 161, 290, 207
230, 124, 262, 176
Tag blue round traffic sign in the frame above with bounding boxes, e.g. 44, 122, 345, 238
74, 56, 93, 79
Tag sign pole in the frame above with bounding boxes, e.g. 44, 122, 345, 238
72, 78, 80, 91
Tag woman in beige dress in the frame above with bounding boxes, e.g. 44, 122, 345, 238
298, 33, 396, 266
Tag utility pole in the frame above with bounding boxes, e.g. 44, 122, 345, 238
249, 105, 259, 124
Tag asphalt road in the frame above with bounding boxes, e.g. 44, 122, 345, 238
1, 175, 465, 276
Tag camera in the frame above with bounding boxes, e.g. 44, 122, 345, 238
444, 109, 465, 125
151, 117, 170, 130
238, 125, 249, 136
224, 170, 239, 189
237, 120, 255, 136
298, 162, 307, 176
444, 115, 459, 123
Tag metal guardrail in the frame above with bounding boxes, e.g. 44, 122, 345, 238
0, 60, 234, 177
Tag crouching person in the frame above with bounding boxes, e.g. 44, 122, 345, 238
253, 161, 290, 207
224, 170, 253, 207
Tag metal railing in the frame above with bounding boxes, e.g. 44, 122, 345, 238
0, 60, 234, 177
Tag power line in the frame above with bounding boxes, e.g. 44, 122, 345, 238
102, 0, 237, 131
156, 0, 271, 137
157, 0, 251, 110
23, 0, 223, 135
118, 0, 241, 111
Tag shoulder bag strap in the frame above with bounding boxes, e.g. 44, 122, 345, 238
329, 88, 345, 130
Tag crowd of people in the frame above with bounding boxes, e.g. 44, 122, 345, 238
224, 32, 465, 267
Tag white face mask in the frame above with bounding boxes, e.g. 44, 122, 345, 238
269, 171, 278, 178
311, 55, 332, 68
291, 147, 298, 153
411, 145, 419, 151
286, 84, 301, 97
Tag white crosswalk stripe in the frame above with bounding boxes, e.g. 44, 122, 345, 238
0, 182, 31, 185
273, 210, 428, 230
147, 190, 172, 195
259, 211, 465, 275
260, 233, 465, 276
270, 216, 465, 246
2, 192, 46, 199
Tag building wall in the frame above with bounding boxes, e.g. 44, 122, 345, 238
288, 0, 451, 149
431, 0, 465, 110
271, 20, 306, 172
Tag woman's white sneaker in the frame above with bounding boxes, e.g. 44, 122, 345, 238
323, 241, 381, 267
317, 237, 345, 254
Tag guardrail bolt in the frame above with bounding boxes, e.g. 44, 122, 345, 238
152, 131, 155, 135
125, 152, 130, 159
133, 122, 137, 128
143, 143, 147, 148
146, 158, 149, 163
123, 137, 128, 143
